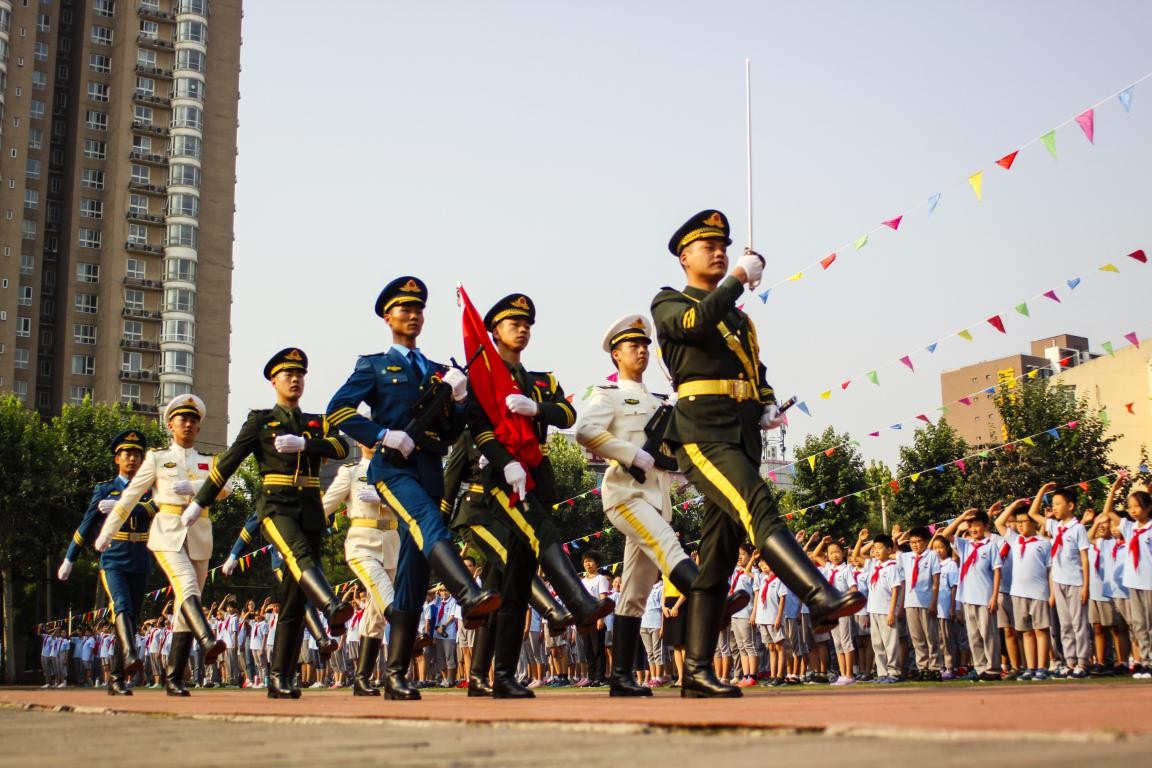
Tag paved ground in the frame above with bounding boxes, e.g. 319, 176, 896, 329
2, 682, 1151, 767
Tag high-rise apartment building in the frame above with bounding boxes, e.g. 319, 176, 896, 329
0, 0, 240, 448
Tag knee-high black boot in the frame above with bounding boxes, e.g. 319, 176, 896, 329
296, 567, 353, 636
303, 601, 339, 655
759, 529, 864, 632
468, 616, 495, 697
164, 632, 193, 697
353, 636, 382, 696
107, 640, 131, 696
609, 615, 651, 697
529, 576, 574, 633
668, 560, 749, 620
427, 541, 502, 620
114, 613, 143, 678
180, 597, 225, 663
382, 609, 420, 700
491, 612, 534, 699
538, 543, 614, 628
681, 588, 740, 698
267, 617, 302, 699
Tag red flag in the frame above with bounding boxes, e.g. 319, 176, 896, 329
882, 216, 903, 231
458, 285, 542, 502
1129, 249, 1147, 264
987, 315, 1006, 334
996, 151, 1018, 170
820, 253, 837, 270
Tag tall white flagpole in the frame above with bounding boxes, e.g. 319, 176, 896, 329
745, 57, 754, 250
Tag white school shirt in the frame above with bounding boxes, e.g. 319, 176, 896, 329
936, 558, 959, 617
80, 636, 95, 662
1119, 519, 1152, 591
346, 610, 362, 643
954, 535, 1002, 605
220, 616, 236, 649
776, 579, 800, 620
1089, 541, 1108, 601
1098, 538, 1128, 599
100, 634, 114, 660
1046, 518, 1089, 586
754, 573, 779, 626
1008, 535, 1052, 601
821, 563, 854, 594
431, 597, 458, 641
641, 582, 664, 630
728, 568, 754, 620
864, 558, 900, 615
896, 550, 939, 609
995, 535, 1013, 594
581, 573, 611, 599
250, 620, 267, 650
161, 629, 172, 655
265, 614, 278, 649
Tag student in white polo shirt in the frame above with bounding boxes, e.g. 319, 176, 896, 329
1089, 512, 1133, 674
998, 499, 1053, 680
940, 508, 1002, 681
929, 535, 960, 679
1100, 475, 1152, 679
1025, 483, 1091, 678
863, 535, 902, 683
896, 526, 941, 681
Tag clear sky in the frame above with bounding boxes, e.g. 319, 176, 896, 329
227, 1, 1152, 470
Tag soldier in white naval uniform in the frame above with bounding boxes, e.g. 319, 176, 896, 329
322, 441, 399, 695
95, 394, 230, 696
575, 315, 747, 697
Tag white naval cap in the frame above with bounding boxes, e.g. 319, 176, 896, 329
601, 314, 653, 353
164, 393, 207, 422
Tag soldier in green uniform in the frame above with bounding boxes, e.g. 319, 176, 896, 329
466, 294, 614, 698
441, 428, 574, 696
651, 210, 865, 698
187, 348, 354, 699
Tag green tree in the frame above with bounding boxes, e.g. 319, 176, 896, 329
889, 419, 970, 528
790, 427, 867, 539
861, 460, 895, 532
545, 433, 621, 566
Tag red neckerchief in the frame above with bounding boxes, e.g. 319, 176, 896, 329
960, 539, 988, 581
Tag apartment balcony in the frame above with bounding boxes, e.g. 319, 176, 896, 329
129, 149, 169, 166
131, 120, 171, 137
127, 181, 167, 196
125, 401, 160, 416
138, 5, 175, 22
121, 307, 162, 321
133, 91, 172, 108
120, 338, 161, 352
125, 240, 163, 256
119, 369, 158, 382
137, 34, 174, 51
126, 210, 165, 225
136, 64, 174, 79
123, 276, 163, 291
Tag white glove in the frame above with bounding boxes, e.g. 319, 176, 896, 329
760, 403, 785, 431
97, 499, 117, 515
665, 392, 679, 406
172, 479, 196, 496
221, 555, 238, 577
181, 501, 203, 527
57, 560, 73, 581
505, 394, 538, 417
94, 532, 113, 552
735, 248, 765, 290
274, 434, 306, 454
357, 487, 380, 505
503, 461, 528, 499
381, 429, 415, 458
477, 454, 489, 470
632, 449, 656, 472
441, 368, 468, 403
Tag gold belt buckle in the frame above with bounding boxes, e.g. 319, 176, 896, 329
728, 380, 746, 402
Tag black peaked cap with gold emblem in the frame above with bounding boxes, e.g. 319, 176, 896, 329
667, 210, 732, 256
484, 293, 536, 330
109, 429, 147, 455
263, 347, 309, 380
375, 276, 428, 318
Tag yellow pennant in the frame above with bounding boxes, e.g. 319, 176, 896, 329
1027, 369, 1039, 379
788, 272, 804, 282
968, 171, 984, 201
1022, 436, 1035, 446
958, 329, 973, 342
1099, 263, 1120, 273
820, 390, 832, 400
911, 473, 921, 483
808, 455, 817, 471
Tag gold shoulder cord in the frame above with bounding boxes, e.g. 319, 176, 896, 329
683, 294, 760, 387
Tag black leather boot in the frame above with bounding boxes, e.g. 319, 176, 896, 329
267, 618, 302, 699
427, 541, 501, 621
467, 617, 495, 697
759, 529, 865, 632
303, 602, 339, 655
114, 614, 143, 678
107, 642, 132, 696
529, 576, 574, 634
296, 567, 354, 636
164, 631, 193, 697
667, 559, 749, 620
538, 543, 614, 628
681, 588, 740, 699
353, 636, 382, 696
382, 609, 420, 700
608, 615, 651, 697
180, 597, 225, 663
491, 611, 534, 699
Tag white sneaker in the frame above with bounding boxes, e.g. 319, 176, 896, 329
309, 681, 324, 688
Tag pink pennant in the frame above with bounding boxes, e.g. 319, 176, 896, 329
1129, 249, 1148, 264
916, 414, 930, 423
1125, 332, 1140, 349
737, 304, 745, 311
841, 380, 851, 390
882, 216, 903, 231
958, 397, 972, 406
1075, 109, 1095, 144
682, 501, 691, 510
563, 543, 570, 554
899, 356, 914, 372
869, 431, 880, 437
768, 471, 778, 483
955, 459, 967, 474
591, 488, 601, 495
606, 371, 618, 382
1067, 420, 1079, 429
1043, 290, 1060, 303
833, 497, 845, 506
987, 315, 1006, 334
820, 253, 837, 270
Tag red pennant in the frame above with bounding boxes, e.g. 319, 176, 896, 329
1128, 249, 1147, 264
916, 414, 930, 423
1059, 356, 1073, 367
996, 151, 1018, 170
1078, 482, 1089, 492
869, 431, 880, 437
820, 253, 837, 270
889, 480, 900, 492
737, 304, 745, 311
567, 499, 575, 507
566, 394, 574, 403
882, 216, 903, 231
824, 447, 836, 457
955, 459, 967, 474
784, 513, 795, 520
987, 315, 1006, 334
1125, 402, 1135, 414
841, 380, 851, 390
1067, 420, 1079, 429
562, 543, 570, 554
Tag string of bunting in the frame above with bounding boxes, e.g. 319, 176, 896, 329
755, 70, 1150, 300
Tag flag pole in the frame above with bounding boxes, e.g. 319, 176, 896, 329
745, 57, 754, 250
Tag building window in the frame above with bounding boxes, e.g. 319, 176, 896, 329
175, 48, 205, 73
89, 54, 112, 73
135, 76, 155, 97
76, 263, 101, 283
16, 317, 32, 337
121, 383, 141, 404
167, 194, 199, 218
174, 77, 203, 101
176, 20, 207, 44
130, 164, 150, 184
127, 224, 148, 245
81, 168, 105, 189
170, 135, 202, 159
12, 380, 28, 402
21, 219, 36, 240
165, 223, 197, 248
20, 255, 34, 275
78, 228, 102, 249
31, 70, 47, 90
14, 348, 30, 369
161, 381, 193, 401
93, 0, 116, 18
91, 25, 113, 46
128, 195, 149, 216
70, 386, 93, 405
126, 259, 146, 280
36, 14, 49, 33
163, 349, 193, 375
25, 158, 41, 179
18, 286, 32, 306
162, 318, 195, 344
85, 110, 108, 130
33, 41, 47, 61
73, 324, 96, 345
123, 320, 143, 342
71, 355, 96, 376
164, 288, 195, 313
75, 293, 98, 313
169, 164, 201, 187
171, 106, 203, 131
165, 258, 196, 283
79, 199, 103, 219
132, 135, 152, 154
139, 19, 159, 39
124, 289, 145, 311
87, 81, 110, 102
24, 190, 39, 210
83, 139, 106, 159
121, 351, 142, 373
177, 0, 208, 14
27, 128, 43, 149
29, 100, 45, 120
137, 49, 157, 68
133, 105, 154, 126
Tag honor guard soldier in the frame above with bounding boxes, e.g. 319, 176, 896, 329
188, 348, 353, 699
57, 430, 155, 695
442, 427, 574, 697
95, 395, 228, 696
326, 277, 501, 701
651, 210, 864, 698
222, 511, 339, 658
322, 440, 400, 696
575, 315, 751, 697
465, 293, 615, 699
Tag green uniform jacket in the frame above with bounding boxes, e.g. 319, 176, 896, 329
651, 276, 776, 460
441, 430, 494, 529
194, 404, 349, 531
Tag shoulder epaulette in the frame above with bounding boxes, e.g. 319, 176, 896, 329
343, 461, 358, 468
595, 384, 618, 390
653, 392, 669, 401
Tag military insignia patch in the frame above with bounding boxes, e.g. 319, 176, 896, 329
163, 462, 177, 468
358, 476, 368, 483
110, 490, 121, 496
266, 421, 281, 428
703, 211, 724, 227
624, 398, 640, 405
399, 278, 420, 292
284, 349, 303, 361
386, 365, 403, 372
511, 296, 530, 310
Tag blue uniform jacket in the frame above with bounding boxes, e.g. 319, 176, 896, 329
326, 348, 466, 500
65, 477, 154, 574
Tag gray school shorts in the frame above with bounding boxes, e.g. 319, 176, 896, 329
1089, 599, 1116, 627
997, 593, 1015, 629
1011, 596, 1050, 632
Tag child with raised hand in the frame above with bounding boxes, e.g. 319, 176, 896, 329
1087, 511, 1131, 674
863, 534, 901, 683
1099, 474, 1152, 678
997, 498, 1053, 680
939, 508, 1002, 681
896, 526, 941, 681
818, 537, 857, 685
929, 535, 960, 679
